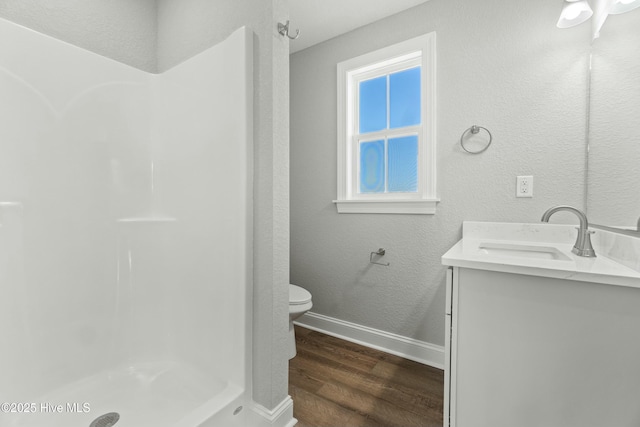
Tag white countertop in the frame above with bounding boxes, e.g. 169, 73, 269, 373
442, 221, 640, 288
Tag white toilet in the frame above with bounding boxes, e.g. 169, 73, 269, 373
288, 284, 312, 359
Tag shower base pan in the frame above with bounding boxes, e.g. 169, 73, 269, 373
5, 361, 244, 427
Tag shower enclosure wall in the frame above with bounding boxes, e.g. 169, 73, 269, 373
0, 17, 252, 427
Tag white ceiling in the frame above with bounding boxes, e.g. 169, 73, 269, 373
287, 0, 430, 53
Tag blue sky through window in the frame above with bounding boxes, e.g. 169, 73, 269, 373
359, 140, 385, 193
390, 67, 421, 129
359, 76, 387, 133
388, 135, 418, 192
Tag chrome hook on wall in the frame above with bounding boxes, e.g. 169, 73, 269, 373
278, 20, 300, 40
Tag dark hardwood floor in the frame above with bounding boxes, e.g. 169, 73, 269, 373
289, 325, 444, 427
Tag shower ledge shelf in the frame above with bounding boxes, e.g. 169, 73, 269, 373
0, 201, 23, 207
117, 216, 177, 223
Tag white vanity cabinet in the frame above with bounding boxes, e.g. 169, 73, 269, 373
444, 266, 640, 427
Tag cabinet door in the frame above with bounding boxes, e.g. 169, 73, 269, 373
444, 267, 457, 427
453, 268, 640, 427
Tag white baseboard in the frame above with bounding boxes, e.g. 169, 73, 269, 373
294, 311, 444, 370
249, 395, 295, 427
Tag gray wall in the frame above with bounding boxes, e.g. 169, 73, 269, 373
0, 0, 157, 72
290, 0, 590, 348
0, 0, 291, 412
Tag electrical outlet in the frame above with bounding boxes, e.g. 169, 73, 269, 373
516, 175, 533, 198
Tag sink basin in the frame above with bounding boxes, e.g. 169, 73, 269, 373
478, 242, 572, 261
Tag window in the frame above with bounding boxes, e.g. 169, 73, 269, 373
335, 33, 438, 214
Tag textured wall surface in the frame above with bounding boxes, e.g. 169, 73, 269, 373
290, 0, 590, 348
157, 0, 291, 410
0, 0, 157, 72
588, 11, 640, 227
157, 0, 256, 72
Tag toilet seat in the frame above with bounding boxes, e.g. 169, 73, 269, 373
289, 284, 311, 306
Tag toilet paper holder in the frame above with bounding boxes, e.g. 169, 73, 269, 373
369, 248, 390, 267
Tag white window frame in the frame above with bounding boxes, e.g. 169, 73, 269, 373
334, 33, 438, 214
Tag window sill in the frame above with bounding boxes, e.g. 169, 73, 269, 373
333, 199, 439, 215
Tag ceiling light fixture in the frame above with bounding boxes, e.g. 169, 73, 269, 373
609, 0, 640, 14
557, 0, 594, 28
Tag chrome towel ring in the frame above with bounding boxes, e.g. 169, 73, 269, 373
460, 125, 492, 154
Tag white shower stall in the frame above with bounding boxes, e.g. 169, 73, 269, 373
0, 17, 252, 427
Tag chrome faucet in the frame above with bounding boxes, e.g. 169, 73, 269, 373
541, 205, 596, 257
